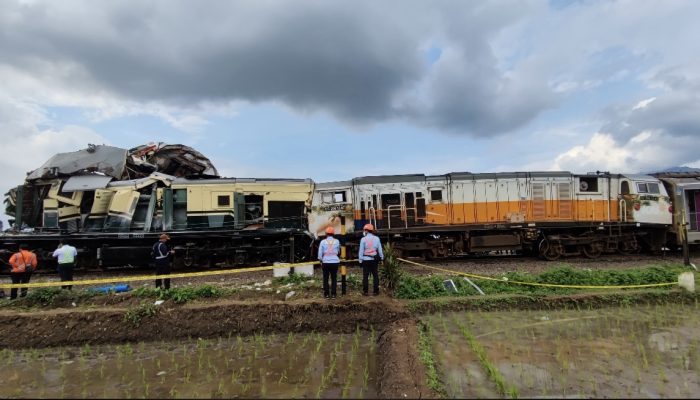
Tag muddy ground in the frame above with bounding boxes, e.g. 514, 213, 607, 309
0, 253, 697, 399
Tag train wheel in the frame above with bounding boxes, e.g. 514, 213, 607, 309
581, 242, 602, 259
539, 239, 561, 261
617, 240, 639, 255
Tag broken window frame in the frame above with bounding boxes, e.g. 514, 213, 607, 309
333, 191, 347, 203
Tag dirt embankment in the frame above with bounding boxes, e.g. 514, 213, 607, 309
377, 319, 439, 399
0, 298, 409, 349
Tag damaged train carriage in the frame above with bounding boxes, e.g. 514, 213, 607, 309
2, 144, 314, 269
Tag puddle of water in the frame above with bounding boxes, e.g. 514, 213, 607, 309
425, 303, 700, 398
0, 331, 378, 398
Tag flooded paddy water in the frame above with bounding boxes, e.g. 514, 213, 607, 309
423, 302, 700, 398
0, 329, 378, 398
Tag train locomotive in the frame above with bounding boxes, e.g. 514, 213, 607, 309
2, 143, 698, 270
308, 172, 680, 260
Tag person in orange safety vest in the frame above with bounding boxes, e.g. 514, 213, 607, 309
8, 243, 38, 300
358, 224, 383, 296
318, 226, 341, 299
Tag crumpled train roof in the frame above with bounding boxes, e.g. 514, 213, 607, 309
26, 145, 128, 180
25, 143, 218, 181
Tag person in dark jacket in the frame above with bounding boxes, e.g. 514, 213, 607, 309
153, 234, 174, 290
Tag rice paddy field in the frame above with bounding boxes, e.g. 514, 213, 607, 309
422, 302, 700, 398
0, 329, 378, 399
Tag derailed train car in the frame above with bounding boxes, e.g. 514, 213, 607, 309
2, 144, 315, 269
2, 142, 693, 269
308, 171, 675, 260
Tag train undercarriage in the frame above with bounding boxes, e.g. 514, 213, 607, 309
344, 222, 671, 261
0, 229, 314, 271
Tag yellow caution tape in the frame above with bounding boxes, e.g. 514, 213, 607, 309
397, 258, 678, 289
0, 259, 360, 290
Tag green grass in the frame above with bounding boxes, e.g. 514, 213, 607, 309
273, 273, 310, 285
124, 302, 158, 326
395, 265, 687, 299
133, 285, 224, 303
417, 321, 446, 397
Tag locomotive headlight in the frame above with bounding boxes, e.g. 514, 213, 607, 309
669, 205, 673, 213
633, 203, 641, 211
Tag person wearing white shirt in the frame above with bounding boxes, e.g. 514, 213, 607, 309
52, 241, 78, 290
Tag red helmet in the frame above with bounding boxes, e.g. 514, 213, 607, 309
325, 226, 335, 235
363, 223, 374, 231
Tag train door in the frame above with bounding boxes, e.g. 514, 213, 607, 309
404, 192, 416, 226
692, 190, 700, 231
426, 186, 448, 224
416, 192, 426, 225
355, 190, 379, 231
380, 192, 402, 229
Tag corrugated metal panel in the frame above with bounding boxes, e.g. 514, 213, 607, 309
532, 183, 545, 219
62, 175, 113, 192
353, 174, 425, 185
558, 182, 572, 218
316, 181, 352, 189
529, 171, 572, 178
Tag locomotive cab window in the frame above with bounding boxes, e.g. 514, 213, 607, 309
333, 191, 346, 203
637, 182, 660, 194
430, 190, 443, 202
579, 177, 599, 192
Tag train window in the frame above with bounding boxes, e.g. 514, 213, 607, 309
621, 181, 630, 195
416, 192, 423, 198
333, 192, 346, 203
637, 182, 660, 194
579, 177, 598, 192
321, 192, 333, 203
217, 195, 230, 207
430, 190, 443, 202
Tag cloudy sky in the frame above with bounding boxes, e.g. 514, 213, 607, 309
2, 0, 700, 208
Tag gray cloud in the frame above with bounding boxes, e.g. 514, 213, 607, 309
0, 0, 548, 134
601, 70, 700, 143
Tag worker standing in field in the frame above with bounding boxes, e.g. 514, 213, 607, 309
318, 226, 341, 299
153, 233, 174, 290
9, 244, 37, 299
359, 224, 383, 296
52, 240, 78, 290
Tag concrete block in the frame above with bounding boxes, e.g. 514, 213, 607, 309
678, 271, 695, 292
294, 264, 314, 277
273, 264, 290, 278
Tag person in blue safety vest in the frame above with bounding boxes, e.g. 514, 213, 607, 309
152, 233, 175, 290
52, 240, 78, 290
318, 226, 341, 299
359, 224, 383, 296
